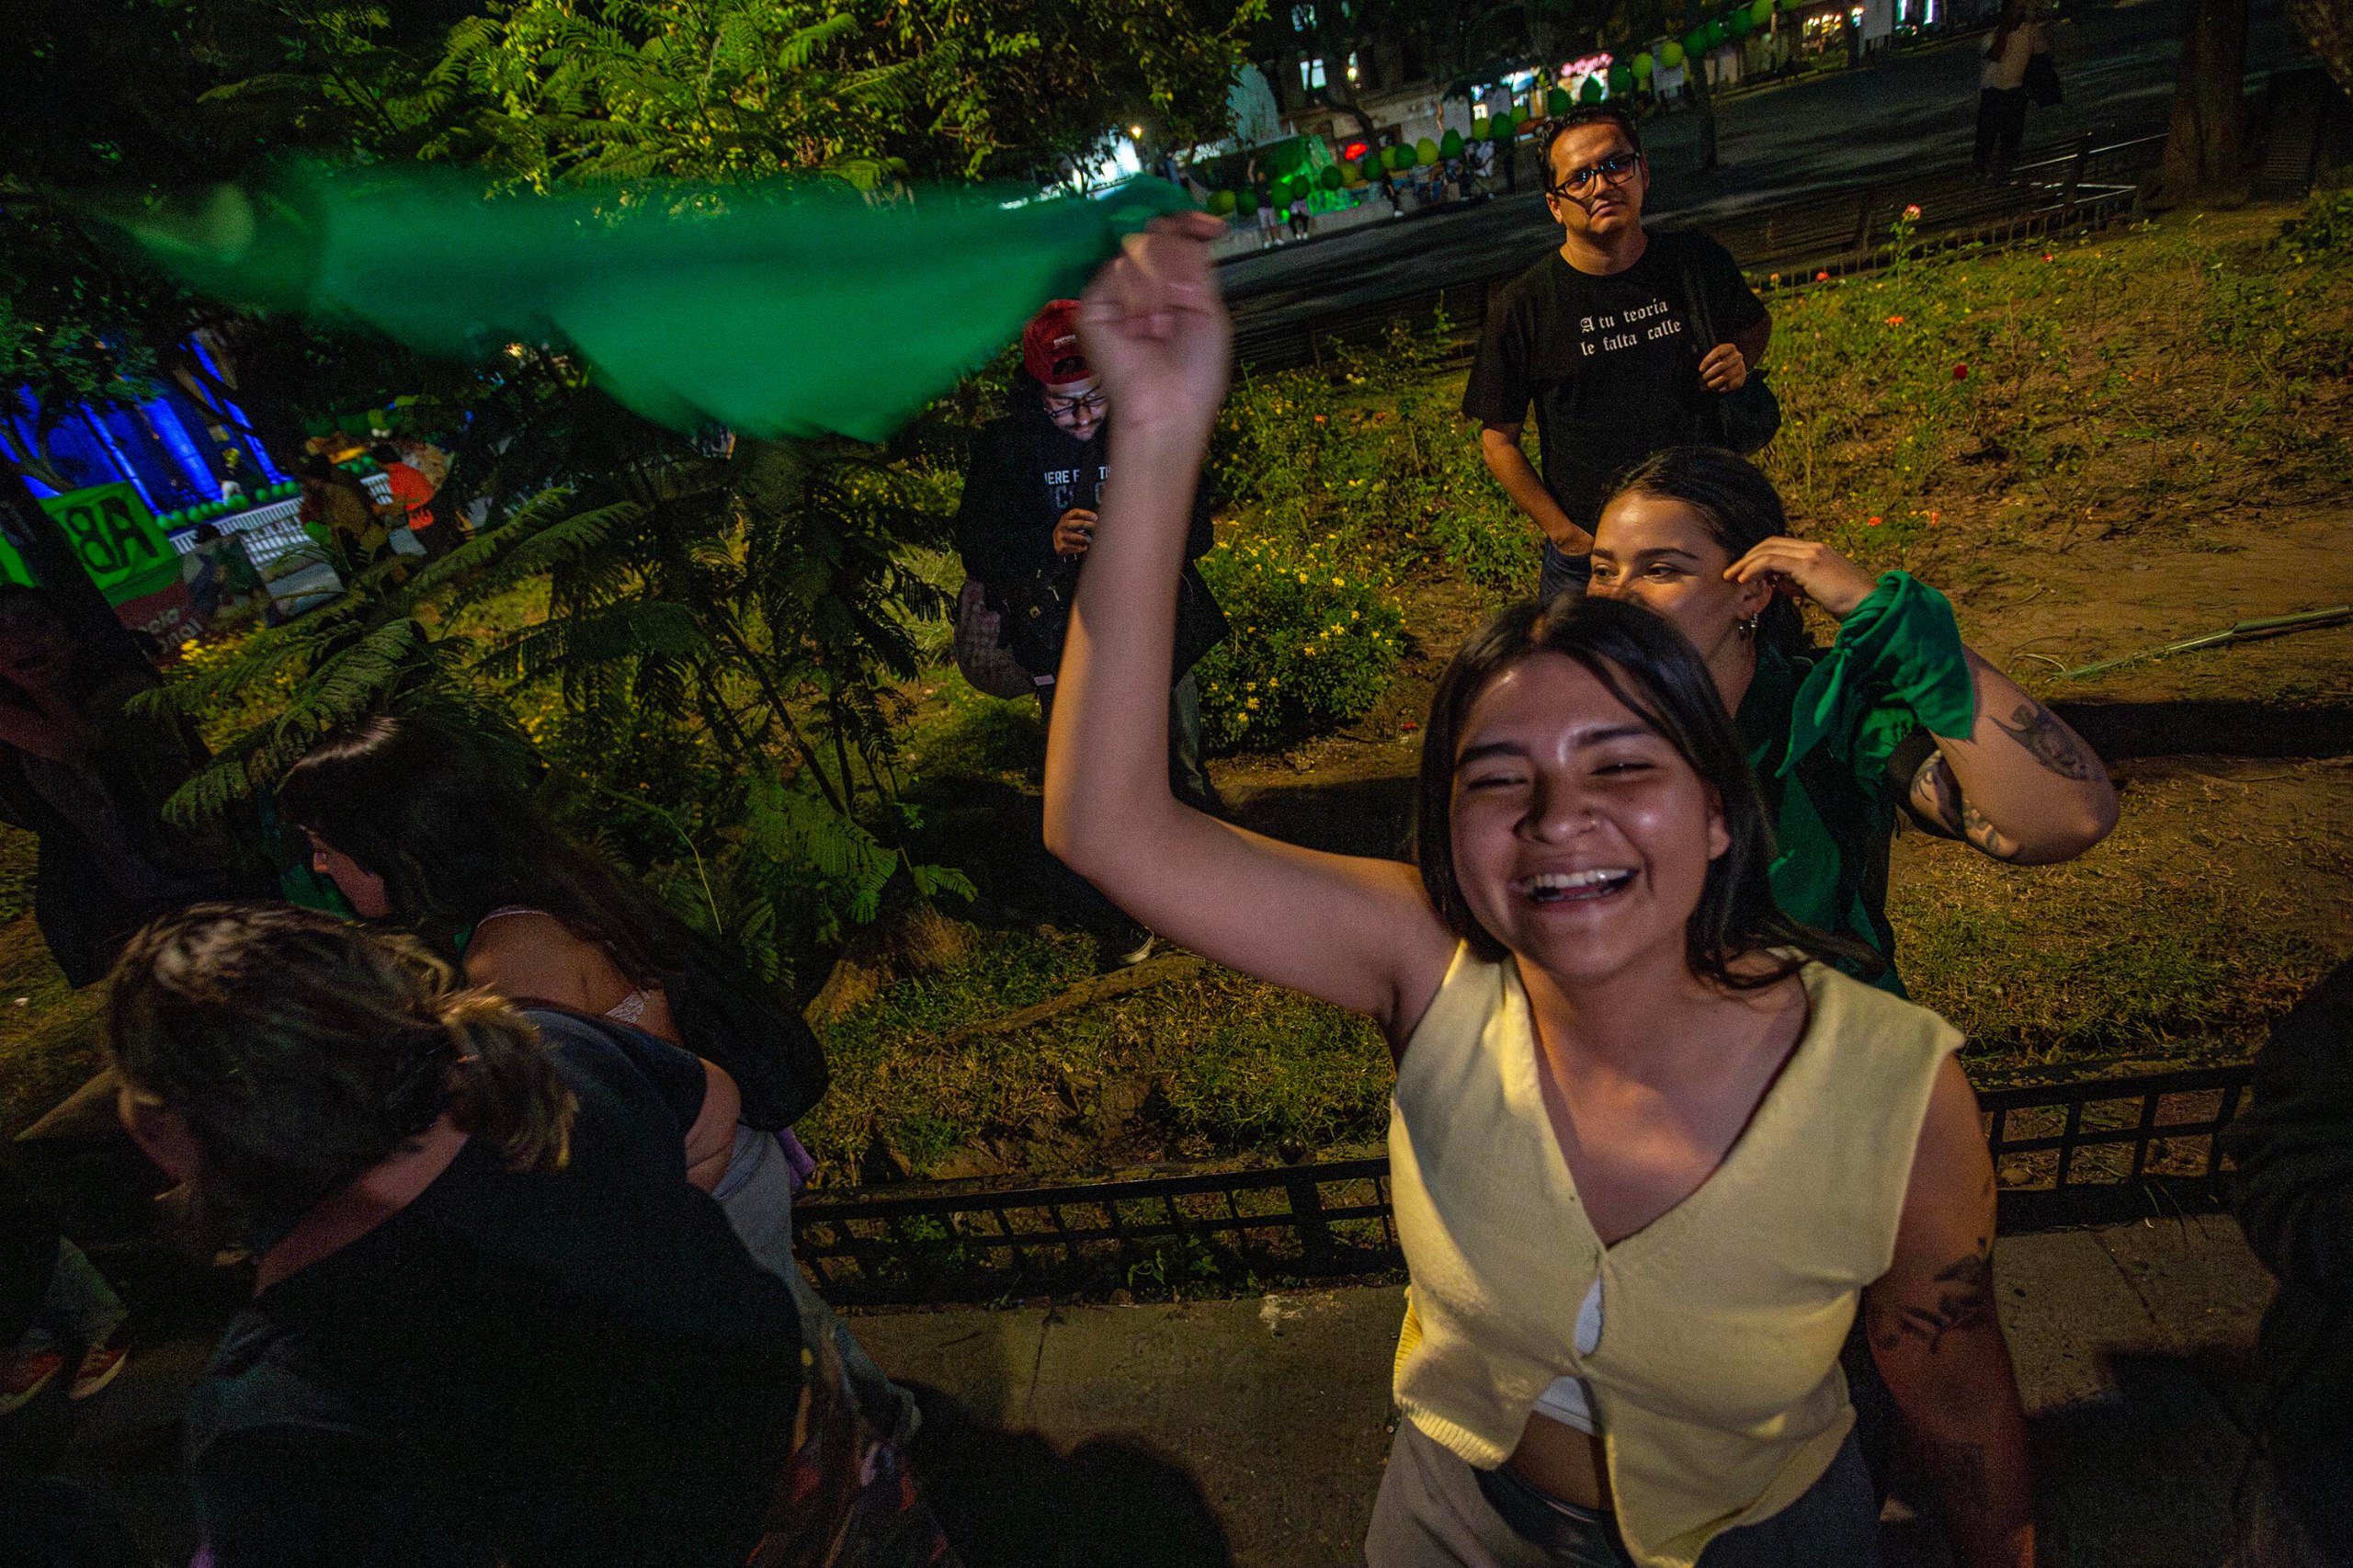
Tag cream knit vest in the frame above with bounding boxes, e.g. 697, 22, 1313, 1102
1388, 947, 1959, 1568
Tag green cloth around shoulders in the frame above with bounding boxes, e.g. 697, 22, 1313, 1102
1735, 571, 1975, 994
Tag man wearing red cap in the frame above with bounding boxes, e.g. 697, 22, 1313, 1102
953, 300, 1225, 964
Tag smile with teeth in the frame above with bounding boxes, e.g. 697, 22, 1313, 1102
1519, 868, 1637, 903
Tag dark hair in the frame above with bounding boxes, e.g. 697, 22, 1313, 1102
1603, 446, 1812, 661
278, 716, 683, 984
105, 903, 574, 1247
1415, 594, 1872, 989
369, 442, 404, 466
1541, 106, 1644, 185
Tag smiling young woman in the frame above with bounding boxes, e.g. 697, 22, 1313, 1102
1586, 448, 2119, 994
1043, 214, 2035, 1568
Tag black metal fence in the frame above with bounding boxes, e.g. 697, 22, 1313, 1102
794, 1062, 2255, 1304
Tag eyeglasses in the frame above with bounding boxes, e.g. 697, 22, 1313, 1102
1044, 389, 1107, 415
1548, 152, 1643, 199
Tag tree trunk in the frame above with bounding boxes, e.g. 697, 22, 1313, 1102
2285, 0, 2353, 97
2158, 0, 2252, 204
0, 478, 153, 673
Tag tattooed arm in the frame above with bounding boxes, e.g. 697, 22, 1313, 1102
1904, 648, 2117, 864
1866, 1056, 2036, 1568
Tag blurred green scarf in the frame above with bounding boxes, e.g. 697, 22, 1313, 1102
101, 162, 1189, 443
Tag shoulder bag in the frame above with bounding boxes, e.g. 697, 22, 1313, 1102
1674, 235, 1782, 456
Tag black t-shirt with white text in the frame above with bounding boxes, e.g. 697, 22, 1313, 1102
1461, 230, 1768, 534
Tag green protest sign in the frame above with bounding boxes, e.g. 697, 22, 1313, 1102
4, 483, 204, 651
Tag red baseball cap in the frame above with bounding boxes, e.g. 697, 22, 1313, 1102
1021, 300, 1094, 393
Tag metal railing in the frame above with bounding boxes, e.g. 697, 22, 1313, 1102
795, 1062, 2255, 1304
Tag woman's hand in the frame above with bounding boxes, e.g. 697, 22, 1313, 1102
1723, 537, 1881, 620
1078, 211, 1232, 441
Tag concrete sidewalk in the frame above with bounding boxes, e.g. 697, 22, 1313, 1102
853, 1214, 2273, 1568
42, 1214, 2271, 1566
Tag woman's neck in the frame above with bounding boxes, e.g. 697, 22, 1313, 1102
1711, 636, 1761, 720
1518, 946, 1760, 1085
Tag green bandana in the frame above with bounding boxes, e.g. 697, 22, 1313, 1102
97, 162, 1191, 443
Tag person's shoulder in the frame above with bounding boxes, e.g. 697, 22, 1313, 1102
1802, 960, 1963, 1062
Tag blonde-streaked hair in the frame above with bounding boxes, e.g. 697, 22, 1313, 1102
106, 903, 575, 1246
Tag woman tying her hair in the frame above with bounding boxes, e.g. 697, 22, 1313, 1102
1045, 212, 2034, 1568
105, 904, 954, 1568
280, 719, 915, 1443
1586, 448, 2117, 994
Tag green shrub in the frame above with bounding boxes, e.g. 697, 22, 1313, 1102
2276, 187, 2353, 266
1194, 529, 1404, 752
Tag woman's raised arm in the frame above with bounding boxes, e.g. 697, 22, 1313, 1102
1044, 215, 1454, 1042
1725, 539, 2117, 864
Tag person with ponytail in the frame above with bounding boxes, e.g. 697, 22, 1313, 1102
106, 903, 785, 1564
278, 717, 916, 1447
106, 903, 956, 1568
1586, 446, 2118, 995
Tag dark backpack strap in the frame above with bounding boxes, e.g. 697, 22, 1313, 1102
1671, 231, 1720, 353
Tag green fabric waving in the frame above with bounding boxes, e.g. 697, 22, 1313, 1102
97, 163, 1193, 444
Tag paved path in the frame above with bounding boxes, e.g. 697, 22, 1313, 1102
39, 1216, 2271, 1565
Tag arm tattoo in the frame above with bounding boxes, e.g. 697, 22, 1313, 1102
1871, 1249, 1996, 1354
1906, 753, 1967, 838
1992, 700, 2097, 781
1962, 804, 2025, 863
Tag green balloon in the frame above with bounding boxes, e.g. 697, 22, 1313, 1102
1631, 51, 1654, 78
1579, 75, 1605, 104
1545, 85, 1572, 118
1207, 188, 1236, 215
1471, 117, 1491, 142
1683, 28, 1710, 56
1729, 7, 1754, 36
1659, 40, 1686, 67
1707, 19, 1726, 45
1318, 165, 1342, 189
1414, 136, 1439, 165
1382, 143, 1410, 171
1608, 64, 1634, 93
1439, 128, 1464, 158
1752, 0, 1775, 23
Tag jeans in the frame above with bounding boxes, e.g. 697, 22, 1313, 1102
1368, 1421, 1882, 1567
1038, 670, 1211, 813
1974, 87, 2028, 173
12, 1239, 126, 1358
1540, 545, 1592, 604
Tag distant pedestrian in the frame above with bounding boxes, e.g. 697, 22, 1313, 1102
1380, 165, 1406, 215
1467, 137, 1497, 199
1462, 105, 1772, 600
1288, 199, 1312, 240
298, 457, 392, 574
1255, 183, 1279, 248
1974, 2, 2048, 175
371, 442, 452, 561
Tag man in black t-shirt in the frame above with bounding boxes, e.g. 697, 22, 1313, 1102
1462, 107, 1772, 601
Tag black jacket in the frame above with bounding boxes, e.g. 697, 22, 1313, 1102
2222, 959, 2353, 1559
951, 390, 1223, 680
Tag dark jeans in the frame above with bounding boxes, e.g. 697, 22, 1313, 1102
1540, 545, 1593, 604
1032, 671, 1210, 941
1974, 87, 2028, 173
1036, 669, 1211, 812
